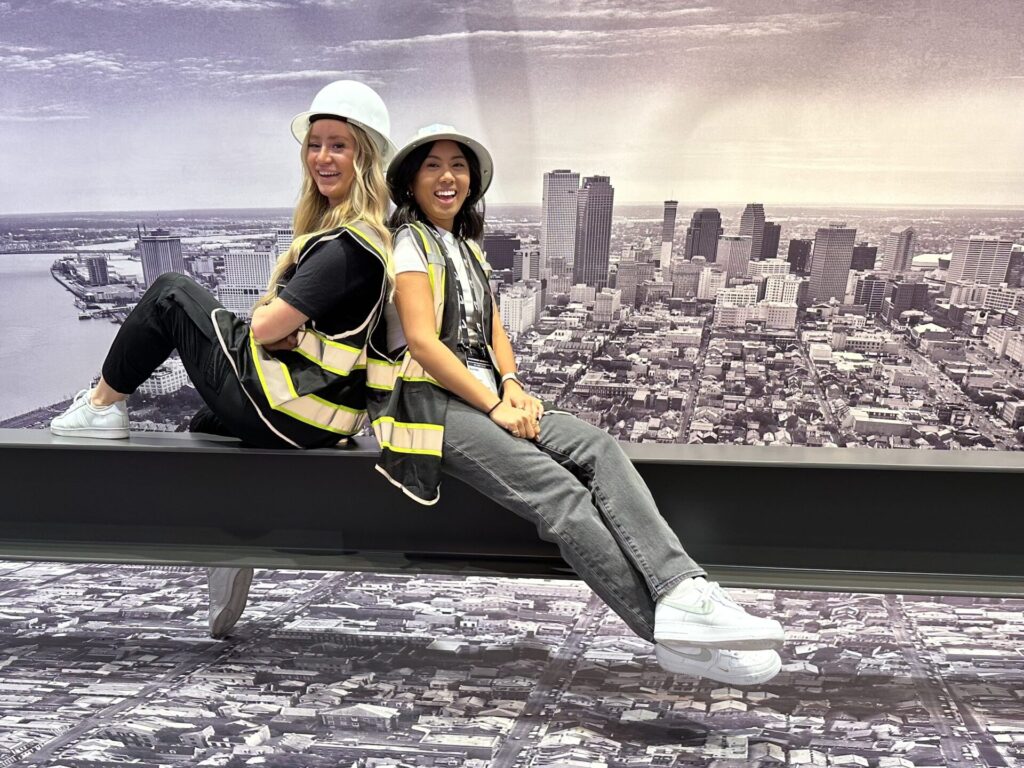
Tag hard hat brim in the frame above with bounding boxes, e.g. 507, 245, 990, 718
386, 129, 493, 207
290, 111, 398, 164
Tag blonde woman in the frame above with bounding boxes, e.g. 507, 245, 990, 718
51, 80, 395, 635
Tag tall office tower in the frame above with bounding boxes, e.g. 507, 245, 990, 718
879, 226, 915, 273
84, 255, 109, 286
540, 170, 580, 275
808, 223, 857, 303
220, 247, 276, 318
616, 256, 639, 308
140, 231, 185, 287
1006, 248, 1024, 288
717, 235, 753, 280
683, 208, 722, 262
787, 238, 813, 275
483, 231, 520, 272
738, 203, 766, 262
513, 243, 540, 281
851, 242, 879, 271
881, 279, 930, 325
594, 288, 622, 324
697, 265, 727, 300
660, 200, 678, 270
572, 175, 614, 289
275, 228, 294, 258
764, 273, 804, 304
761, 221, 781, 261
671, 256, 704, 298
948, 236, 1014, 286
854, 273, 889, 314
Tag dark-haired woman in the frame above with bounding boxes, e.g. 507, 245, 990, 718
367, 124, 786, 685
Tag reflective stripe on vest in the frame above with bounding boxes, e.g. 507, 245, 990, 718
371, 416, 443, 457
248, 222, 386, 435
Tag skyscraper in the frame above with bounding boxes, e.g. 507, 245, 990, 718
660, 200, 678, 270
880, 226, 915, 273
854, 273, 889, 314
540, 170, 580, 275
851, 242, 878, 271
739, 203, 766, 262
683, 208, 722, 262
787, 238, 813, 275
717, 235, 753, 280
275, 228, 294, 258
671, 256, 704, 299
220, 247, 276, 318
761, 221, 781, 261
1006, 248, 1024, 289
140, 230, 185, 287
483, 231, 520, 272
947, 236, 1014, 286
808, 223, 857, 303
84, 255, 109, 286
572, 175, 614, 289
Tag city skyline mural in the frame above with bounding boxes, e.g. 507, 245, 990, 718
1, 0, 1023, 453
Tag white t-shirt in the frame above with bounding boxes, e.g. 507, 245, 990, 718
383, 226, 497, 394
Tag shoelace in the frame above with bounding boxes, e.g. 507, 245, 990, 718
697, 580, 741, 611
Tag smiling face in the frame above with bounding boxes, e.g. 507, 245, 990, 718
411, 140, 471, 232
305, 118, 357, 207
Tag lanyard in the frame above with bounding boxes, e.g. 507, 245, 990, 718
426, 226, 488, 357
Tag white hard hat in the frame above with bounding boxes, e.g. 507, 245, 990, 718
290, 80, 397, 162
387, 123, 493, 206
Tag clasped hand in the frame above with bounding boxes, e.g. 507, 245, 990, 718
489, 384, 544, 440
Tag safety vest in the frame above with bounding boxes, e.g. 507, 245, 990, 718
366, 221, 496, 505
216, 222, 389, 446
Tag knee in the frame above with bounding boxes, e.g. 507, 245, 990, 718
149, 271, 191, 293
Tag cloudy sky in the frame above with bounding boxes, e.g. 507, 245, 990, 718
1, 0, 1022, 213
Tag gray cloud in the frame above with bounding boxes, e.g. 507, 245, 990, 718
0, 103, 89, 122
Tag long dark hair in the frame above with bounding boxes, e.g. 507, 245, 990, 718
388, 140, 486, 241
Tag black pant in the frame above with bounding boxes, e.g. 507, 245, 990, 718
102, 272, 293, 449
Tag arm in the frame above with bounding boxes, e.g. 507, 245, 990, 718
491, 301, 544, 421
250, 299, 307, 347
396, 272, 539, 439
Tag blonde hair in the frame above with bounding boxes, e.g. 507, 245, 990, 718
257, 121, 393, 309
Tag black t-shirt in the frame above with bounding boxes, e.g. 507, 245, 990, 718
278, 233, 384, 336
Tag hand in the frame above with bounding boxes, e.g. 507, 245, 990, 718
261, 332, 299, 352
488, 401, 539, 440
502, 380, 544, 424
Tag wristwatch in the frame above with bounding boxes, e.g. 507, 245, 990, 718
500, 372, 522, 389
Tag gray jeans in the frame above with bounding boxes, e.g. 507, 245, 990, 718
441, 399, 705, 641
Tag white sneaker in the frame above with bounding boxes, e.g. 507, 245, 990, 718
50, 389, 129, 439
656, 643, 781, 685
654, 580, 784, 651
207, 567, 254, 639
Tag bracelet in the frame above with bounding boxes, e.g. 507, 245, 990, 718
486, 399, 502, 415
500, 372, 522, 388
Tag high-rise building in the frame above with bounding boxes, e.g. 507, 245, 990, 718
764, 273, 804, 304
616, 256, 639, 308
671, 256, 704, 299
881, 278, 929, 325
761, 221, 781, 261
483, 231, 520, 272
683, 209, 722, 262
660, 200, 678, 270
275, 228, 294, 258
697, 265, 727, 300
540, 170, 580, 275
220, 247, 276, 318
717, 235, 752, 280
738, 204, 766, 262
572, 175, 614, 289
747, 258, 790, 279
808, 223, 857, 303
880, 226, 915, 273
854, 273, 889, 315
1006, 248, 1024, 288
948, 236, 1014, 286
140, 231, 185, 287
594, 288, 622, 324
84, 255, 109, 286
513, 243, 540, 282
851, 242, 879, 271
499, 283, 539, 338
787, 238, 813, 275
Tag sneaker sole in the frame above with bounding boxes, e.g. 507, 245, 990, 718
50, 426, 129, 439
209, 568, 254, 639
655, 626, 785, 651
657, 647, 781, 685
